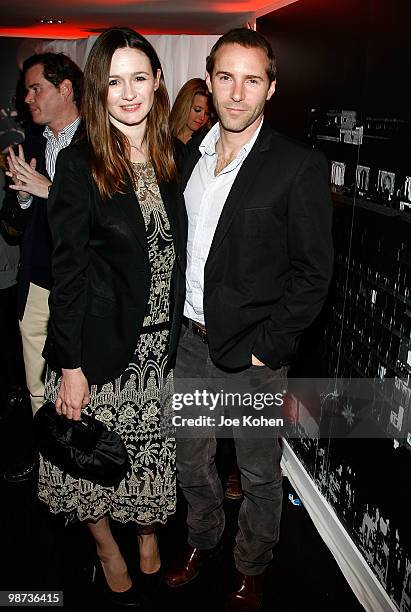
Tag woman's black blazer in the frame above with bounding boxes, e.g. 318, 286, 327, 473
43, 141, 187, 385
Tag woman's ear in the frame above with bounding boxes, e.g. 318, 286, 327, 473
154, 69, 161, 91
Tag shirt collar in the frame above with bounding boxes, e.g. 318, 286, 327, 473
199, 116, 264, 159
43, 116, 80, 142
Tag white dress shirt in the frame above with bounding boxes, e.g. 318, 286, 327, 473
184, 118, 263, 325
18, 116, 81, 209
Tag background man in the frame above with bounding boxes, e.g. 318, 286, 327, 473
165, 29, 333, 611
5, 53, 82, 423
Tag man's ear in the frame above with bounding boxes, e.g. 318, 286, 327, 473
205, 71, 212, 94
266, 79, 276, 101
59, 79, 73, 100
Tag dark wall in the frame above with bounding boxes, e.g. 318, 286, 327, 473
0, 37, 25, 152
259, 0, 411, 140
257, 2, 411, 609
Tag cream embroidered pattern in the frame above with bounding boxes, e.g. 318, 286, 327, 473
38, 161, 176, 525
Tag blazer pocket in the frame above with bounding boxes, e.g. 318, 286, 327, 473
242, 204, 272, 211
87, 294, 117, 318
242, 208, 273, 244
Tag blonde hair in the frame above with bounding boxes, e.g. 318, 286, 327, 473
169, 78, 211, 139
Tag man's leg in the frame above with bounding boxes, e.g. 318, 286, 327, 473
226, 365, 286, 610
19, 283, 49, 415
166, 325, 225, 587
234, 435, 283, 574
233, 366, 286, 573
174, 325, 225, 548
177, 436, 225, 549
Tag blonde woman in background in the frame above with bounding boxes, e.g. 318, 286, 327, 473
170, 78, 212, 144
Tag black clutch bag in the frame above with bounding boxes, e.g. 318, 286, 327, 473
34, 401, 130, 487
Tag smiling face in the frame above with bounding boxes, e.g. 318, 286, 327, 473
206, 42, 275, 137
186, 93, 210, 134
107, 47, 160, 133
24, 63, 67, 129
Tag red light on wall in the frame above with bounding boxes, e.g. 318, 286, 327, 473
0, 25, 89, 39
208, 1, 266, 12
0, 23, 208, 39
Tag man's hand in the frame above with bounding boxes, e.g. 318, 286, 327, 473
251, 355, 265, 366
6, 144, 51, 199
56, 368, 90, 421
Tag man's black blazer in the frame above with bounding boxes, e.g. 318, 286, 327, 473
43, 141, 186, 385
2, 124, 83, 319
182, 120, 334, 371
2, 128, 50, 319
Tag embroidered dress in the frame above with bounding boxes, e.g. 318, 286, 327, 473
38, 161, 176, 525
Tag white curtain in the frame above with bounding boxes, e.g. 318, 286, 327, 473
16, 38, 90, 76
146, 35, 219, 104
17, 34, 220, 105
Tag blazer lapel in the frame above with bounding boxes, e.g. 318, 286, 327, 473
107, 173, 185, 263
159, 181, 178, 252
206, 121, 273, 263
116, 184, 149, 256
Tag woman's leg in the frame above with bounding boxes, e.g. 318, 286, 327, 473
137, 526, 161, 574
87, 517, 132, 592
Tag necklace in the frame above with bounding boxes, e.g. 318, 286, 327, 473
128, 137, 147, 161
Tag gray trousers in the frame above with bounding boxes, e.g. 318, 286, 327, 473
175, 324, 285, 575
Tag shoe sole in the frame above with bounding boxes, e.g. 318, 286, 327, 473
165, 568, 201, 589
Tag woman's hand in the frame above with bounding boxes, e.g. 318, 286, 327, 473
56, 368, 90, 421
7, 144, 52, 199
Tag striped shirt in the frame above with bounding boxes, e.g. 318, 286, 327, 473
43, 116, 80, 180
19, 116, 80, 209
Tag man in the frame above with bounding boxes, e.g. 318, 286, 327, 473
5, 53, 82, 423
165, 29, 333, 611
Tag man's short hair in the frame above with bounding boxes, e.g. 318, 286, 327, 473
206, 28, 277, 83
22, 52, 83, 107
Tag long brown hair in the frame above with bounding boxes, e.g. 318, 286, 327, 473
169, 78, 211, 139
82, 27, 176, 199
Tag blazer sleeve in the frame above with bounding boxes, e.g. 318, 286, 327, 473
252, 149, 334, 368
46, 146, 92, 369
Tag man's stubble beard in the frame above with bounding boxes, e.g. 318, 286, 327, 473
214, 100, 264, 135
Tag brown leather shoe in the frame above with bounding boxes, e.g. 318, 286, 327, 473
225, 570, 266, 611
165, 545, 218, 587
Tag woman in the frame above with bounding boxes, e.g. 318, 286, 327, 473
38, 27, 185, 603
169, 78, 211, 144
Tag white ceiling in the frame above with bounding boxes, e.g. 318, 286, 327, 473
0, 0, 300, 39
